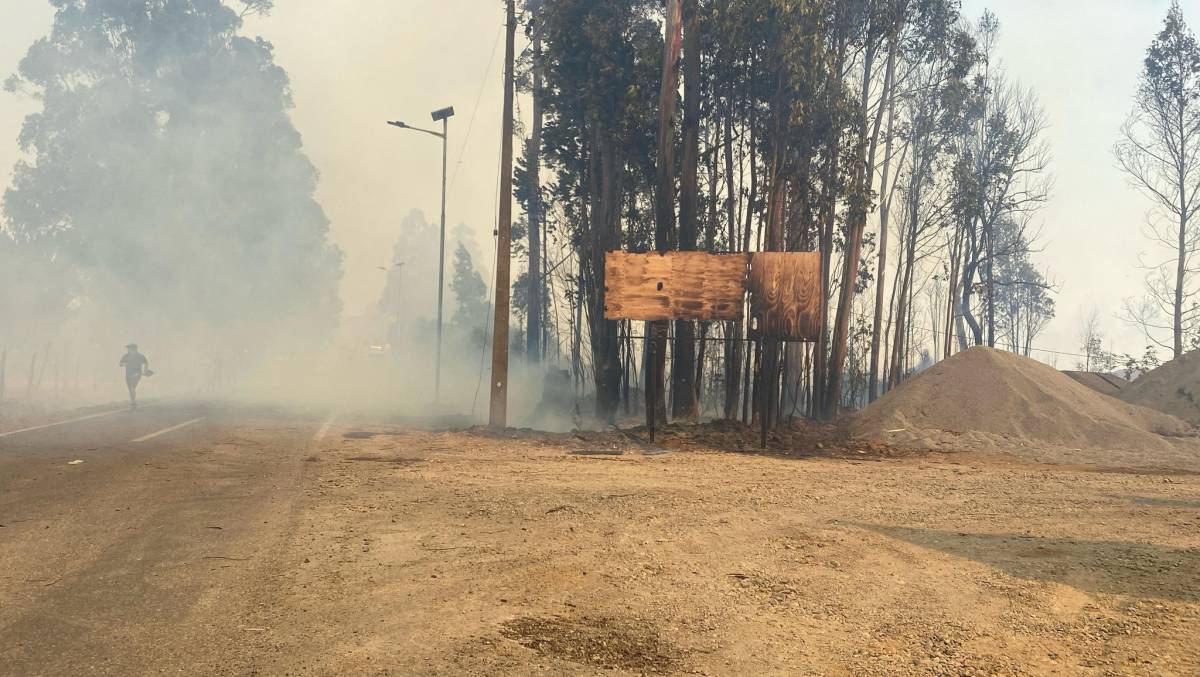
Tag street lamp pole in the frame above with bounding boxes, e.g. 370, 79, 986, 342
387, 105, 454, 404
436, 114, 448, 404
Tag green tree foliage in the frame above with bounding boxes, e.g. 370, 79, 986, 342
537, 0, 662, 420
3, 0, 342, 354
990, 218, 1055, 357
1119, 345, 1162, 380
450, 243, 489, 347
521, 0, 1053, 422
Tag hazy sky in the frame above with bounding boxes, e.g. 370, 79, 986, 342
0, 0, 1193, 363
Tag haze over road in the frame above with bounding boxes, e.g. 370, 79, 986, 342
0, 401, 330, 676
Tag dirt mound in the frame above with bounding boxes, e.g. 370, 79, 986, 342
1062, 370, 1127, 395
1119, 350, 1200, 424
851, 347, 1194, 456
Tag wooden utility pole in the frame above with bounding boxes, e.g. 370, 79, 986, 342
489, 0, 517, 429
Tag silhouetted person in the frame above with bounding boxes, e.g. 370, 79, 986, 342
119, 343, 150, 407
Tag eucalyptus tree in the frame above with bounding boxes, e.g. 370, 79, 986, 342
517, 0, 547, 365
538, 0, 661, 421
824, 0, 962, 413
867, 1, 971, 400
4, 0, 342, 357
991, 218, 1055, 357
529, 0, 1049, 419
671, 0, 703, 420
945, 12, 1050, 351
881, 27, 974, 391
1116, 0, 1200, 358
450, 243, 491, 348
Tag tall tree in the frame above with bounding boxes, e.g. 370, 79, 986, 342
992, 217, 1055, 357
450, 243, 491, 346
952, 13, 1050, 352
672, 0, 702, 419
523, 0, 546, 365
867, 66, 900, 403
649, 0, 684, 426
824, 0, 900, 416
883, 29, 974, 390
539, 0, 660, 422
1116, 0, 1200, 358
3, 0, 342, 357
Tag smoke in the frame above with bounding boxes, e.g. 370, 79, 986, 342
1, 1, 342, 405
0, 0, 573, 432
238, 208, 570, 431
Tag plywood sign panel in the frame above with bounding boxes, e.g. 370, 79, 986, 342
748, 251, 821, 340
604, 251, 749, 321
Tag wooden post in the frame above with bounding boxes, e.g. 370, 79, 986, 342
759, 338, 769, 448
489, 0, 517, 429
648, 334, 657, 443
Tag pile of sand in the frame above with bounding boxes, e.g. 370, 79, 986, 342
851, 347, 1195, 457
1062, 370, 1127, 396
1119, 350, 1200, 424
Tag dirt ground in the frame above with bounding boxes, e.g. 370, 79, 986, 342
2, 407, 1199, 676
243, 421, 1200, 675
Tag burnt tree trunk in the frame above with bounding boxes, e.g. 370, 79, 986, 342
722, 92, 743, 420
649, 0, 683, 427
868, 88, 898, 402
824, 36, 895, 416
526, 25, 544, 366
589, 130, 623, 422
672, 0, 701, 419
945, 224, 963, 359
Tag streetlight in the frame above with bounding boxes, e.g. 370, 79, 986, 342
387, 106, 454, 404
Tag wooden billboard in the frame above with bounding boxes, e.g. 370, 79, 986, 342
603, 250, 821, 340
747, 251, 821, 341
604, 251, 749, 321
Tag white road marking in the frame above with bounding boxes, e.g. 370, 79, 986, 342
0, 409, 122, 439
314, 412, 339, 442
132, 417, 206, 443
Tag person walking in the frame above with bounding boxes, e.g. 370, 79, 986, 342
119, 343, 151, 407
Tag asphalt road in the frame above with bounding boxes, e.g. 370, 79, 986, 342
0, 400, 334, 676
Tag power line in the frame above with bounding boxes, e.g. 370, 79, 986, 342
450, 22, 504, 193
846, 308, 1095, 360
